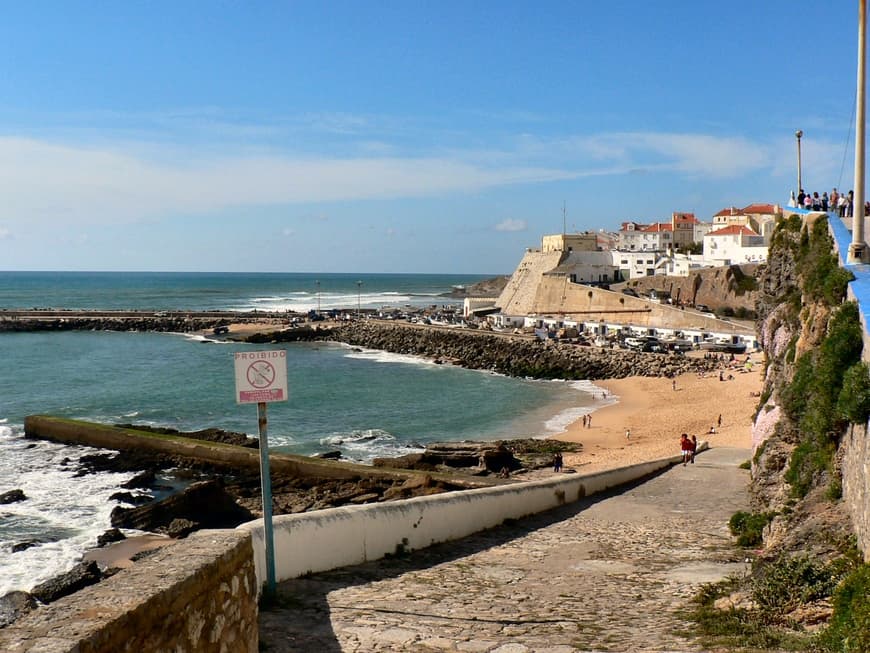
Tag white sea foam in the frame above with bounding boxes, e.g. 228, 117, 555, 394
342, 347, 438, 367
319, 429, 424, 463
0, 424, 141, 594
181, 333, 234, 345
542, 380, 619, 434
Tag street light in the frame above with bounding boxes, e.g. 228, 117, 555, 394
795, 129, 803, 194
356, 280, 362, 319
315, 280, 321, 314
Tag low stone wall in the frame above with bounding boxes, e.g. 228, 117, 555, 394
238, 448, 704, 586
0, 530, 257, 653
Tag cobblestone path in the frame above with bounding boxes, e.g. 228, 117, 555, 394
259, 447, 752, 652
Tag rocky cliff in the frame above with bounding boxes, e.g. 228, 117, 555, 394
622, 263, 760, 315
692, 213, 870, 650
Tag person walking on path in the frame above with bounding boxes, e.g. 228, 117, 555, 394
680, 433, 692, 466
689, 435, 697, 464
552, 452, 563, 473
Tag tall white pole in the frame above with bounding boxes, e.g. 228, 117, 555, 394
850, 0, 868, 262
795, 130, 803, 194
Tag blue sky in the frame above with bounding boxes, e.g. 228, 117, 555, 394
0, 1, 863, 273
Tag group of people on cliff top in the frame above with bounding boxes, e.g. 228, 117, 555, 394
789, 188, 869, 218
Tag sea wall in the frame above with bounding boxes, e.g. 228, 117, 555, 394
238, 448, 701, 586
0, 530, 258, 653
23, 415, 477, 486
311, 322, 723, 380
828, 214, 870, 558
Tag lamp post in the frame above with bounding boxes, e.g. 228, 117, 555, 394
850, 0, 868, 262
356, 280, 362, 319
315, 280, 321, 314
795, 129, 803, 195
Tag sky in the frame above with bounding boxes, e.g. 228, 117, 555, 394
0, 1, 865, 274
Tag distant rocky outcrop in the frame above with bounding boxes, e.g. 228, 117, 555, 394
619, 264, 760, 315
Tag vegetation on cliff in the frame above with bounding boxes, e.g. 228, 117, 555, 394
689, 215, 870, 651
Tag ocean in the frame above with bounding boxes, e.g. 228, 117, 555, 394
0, 272, 602, 595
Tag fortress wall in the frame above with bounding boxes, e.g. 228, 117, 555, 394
0, 530, 257, 653
495, 250, 564, 315
531, 277, 751, 334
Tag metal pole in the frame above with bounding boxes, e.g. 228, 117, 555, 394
257, 401, 277, 596
851, 0, 869, 262
795, 130, 803, 195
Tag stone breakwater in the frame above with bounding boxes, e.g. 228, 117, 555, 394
304, 322, 722, 380
0, 314, 232, 333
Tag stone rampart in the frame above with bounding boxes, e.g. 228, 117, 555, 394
0, 530, 258, 653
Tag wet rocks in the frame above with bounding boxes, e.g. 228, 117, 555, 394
0, 591, 36, 628
30, 561, 102, 605
110, 480, 254, 536
0, 489, 27, 504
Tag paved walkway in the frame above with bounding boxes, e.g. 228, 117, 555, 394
259, 447, 752, 653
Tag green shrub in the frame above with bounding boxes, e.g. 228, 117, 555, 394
785, 438, 835, 498
836, 362, 870, 425
752, 555, 837, 615
729, 511, 773, 547
816, 564, 870, 652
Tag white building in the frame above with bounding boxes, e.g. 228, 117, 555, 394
703, 225, 768, 265
617, 221, 672, 252
612, 250, 663, 279
655, 253, 712, 277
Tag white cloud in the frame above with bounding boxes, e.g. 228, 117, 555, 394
0, 129, 786, 228
494, 218, 527, 232
0, 226, 11, 239
0, 137, 576, 226
281, 227, 295, 237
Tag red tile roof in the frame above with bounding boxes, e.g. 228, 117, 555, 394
641, 222, 673, 232
671, 212, 698, 223
714, 207, 741, 217
742, 203, 777, 214
707, 225, 760, 237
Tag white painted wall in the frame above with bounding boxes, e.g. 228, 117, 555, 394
238, 452, 696, 589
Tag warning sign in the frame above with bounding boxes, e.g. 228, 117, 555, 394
234, 350, 288, 404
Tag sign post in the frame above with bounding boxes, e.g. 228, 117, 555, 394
234, 350, 288, 597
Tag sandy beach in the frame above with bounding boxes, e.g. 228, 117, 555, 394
553, 354, 764, 473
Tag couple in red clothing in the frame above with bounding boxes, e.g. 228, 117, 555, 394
680, 433, 697, 465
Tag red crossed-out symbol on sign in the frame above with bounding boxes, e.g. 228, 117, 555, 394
246, 361, 276, 388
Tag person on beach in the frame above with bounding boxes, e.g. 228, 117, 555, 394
690, 435, 697, 464
680, 433, 692, 466
586, 414, 592, 428
717, 414, 722, 428
553, 452, 563, 473
625, 427, 631, 440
